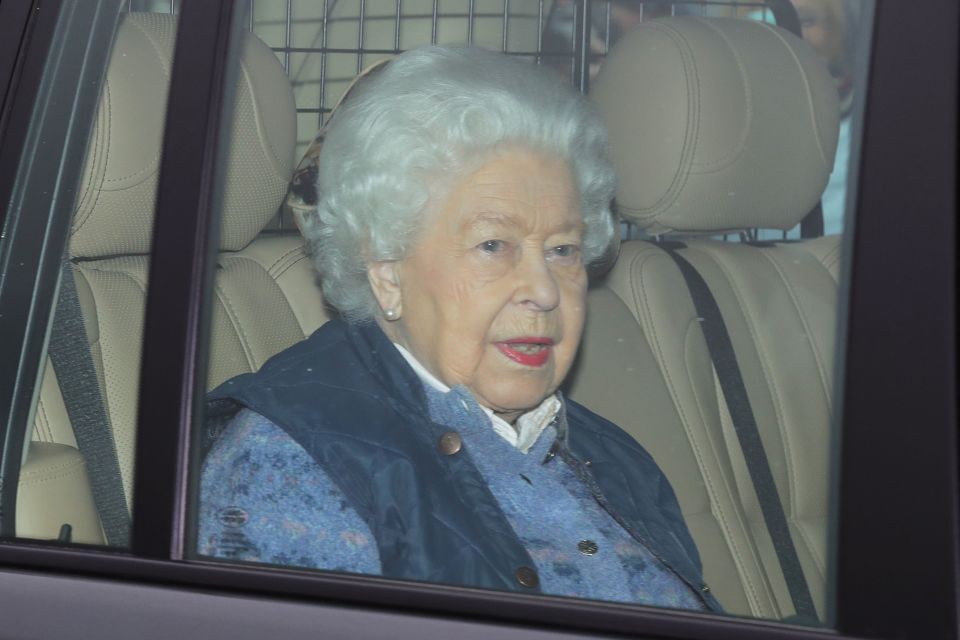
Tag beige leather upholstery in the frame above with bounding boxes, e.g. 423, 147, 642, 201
32, 362, 76, 449
72, 12, 296, 258
798, 235, 843, 282
571, 240, 837, 618
27, 14, 326, 534
207, 237, 329, 390
566, 287, 781, 616
590, 17, 839, 234
568, 17, 841, 619
17, 444, 104, 545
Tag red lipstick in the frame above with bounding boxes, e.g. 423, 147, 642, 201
495, 337, 554, 367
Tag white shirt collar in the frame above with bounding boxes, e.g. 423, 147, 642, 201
393, 342, 560, 454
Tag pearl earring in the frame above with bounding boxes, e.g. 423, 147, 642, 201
384, 308, 398, 320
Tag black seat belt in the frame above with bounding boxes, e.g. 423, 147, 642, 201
657, 241, 818, 622
48, 259, 130, 547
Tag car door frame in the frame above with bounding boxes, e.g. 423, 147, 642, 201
0, 1, 956, 639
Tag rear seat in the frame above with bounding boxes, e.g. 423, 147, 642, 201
21, 13, 326, 542
567, 17, 841, 618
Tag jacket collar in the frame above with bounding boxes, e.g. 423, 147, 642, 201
343, 319, 573, 446
343, 319, 430, 415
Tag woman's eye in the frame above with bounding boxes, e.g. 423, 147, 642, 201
478, 239, 506, 253
549, 244, 581, 261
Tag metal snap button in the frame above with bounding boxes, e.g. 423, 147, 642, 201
700, 584, 711, 593
515, 566, 539, 588
541, 444, 558, 464
438, 431, 462, 455
577, 539, 599, 555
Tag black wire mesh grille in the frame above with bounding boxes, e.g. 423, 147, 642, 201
127, 0, 772, 135
124, 0, 778, 233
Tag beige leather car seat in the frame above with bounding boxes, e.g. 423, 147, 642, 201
22, 13, 326, 543
568, 17, 840, 619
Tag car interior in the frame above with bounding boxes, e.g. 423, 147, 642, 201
16, 1, 844, 623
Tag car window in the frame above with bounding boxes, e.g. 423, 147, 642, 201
0, 1, 184, 548
0, 0, 873, 622
166, 0, 874, 627
2, 2, 957, 639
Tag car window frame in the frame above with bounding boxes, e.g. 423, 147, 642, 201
833, 0, 959, 634
0, 1, 955, 639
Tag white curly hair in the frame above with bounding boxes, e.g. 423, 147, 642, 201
303, 44, 617, 322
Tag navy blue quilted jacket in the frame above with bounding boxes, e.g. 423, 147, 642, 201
206, 319, 720, 611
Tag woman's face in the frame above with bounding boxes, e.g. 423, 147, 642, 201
369, 148, 588, 423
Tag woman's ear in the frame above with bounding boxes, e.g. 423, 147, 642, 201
367, 260, 403, 320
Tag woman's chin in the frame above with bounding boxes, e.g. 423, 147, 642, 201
469, 355, 568, 414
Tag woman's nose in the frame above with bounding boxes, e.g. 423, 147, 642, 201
514, 253, 560, 311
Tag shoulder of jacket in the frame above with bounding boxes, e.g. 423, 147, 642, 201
565, 398, 655, 461
223, 321, 387, 399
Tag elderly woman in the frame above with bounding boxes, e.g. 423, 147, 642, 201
199, 45, 719, 612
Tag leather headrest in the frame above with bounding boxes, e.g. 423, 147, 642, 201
71, 13, 296, 258
590, 17, 840, 234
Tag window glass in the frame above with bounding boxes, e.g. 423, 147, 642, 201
166, 0, 875, 626
0, 2, 179, 547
